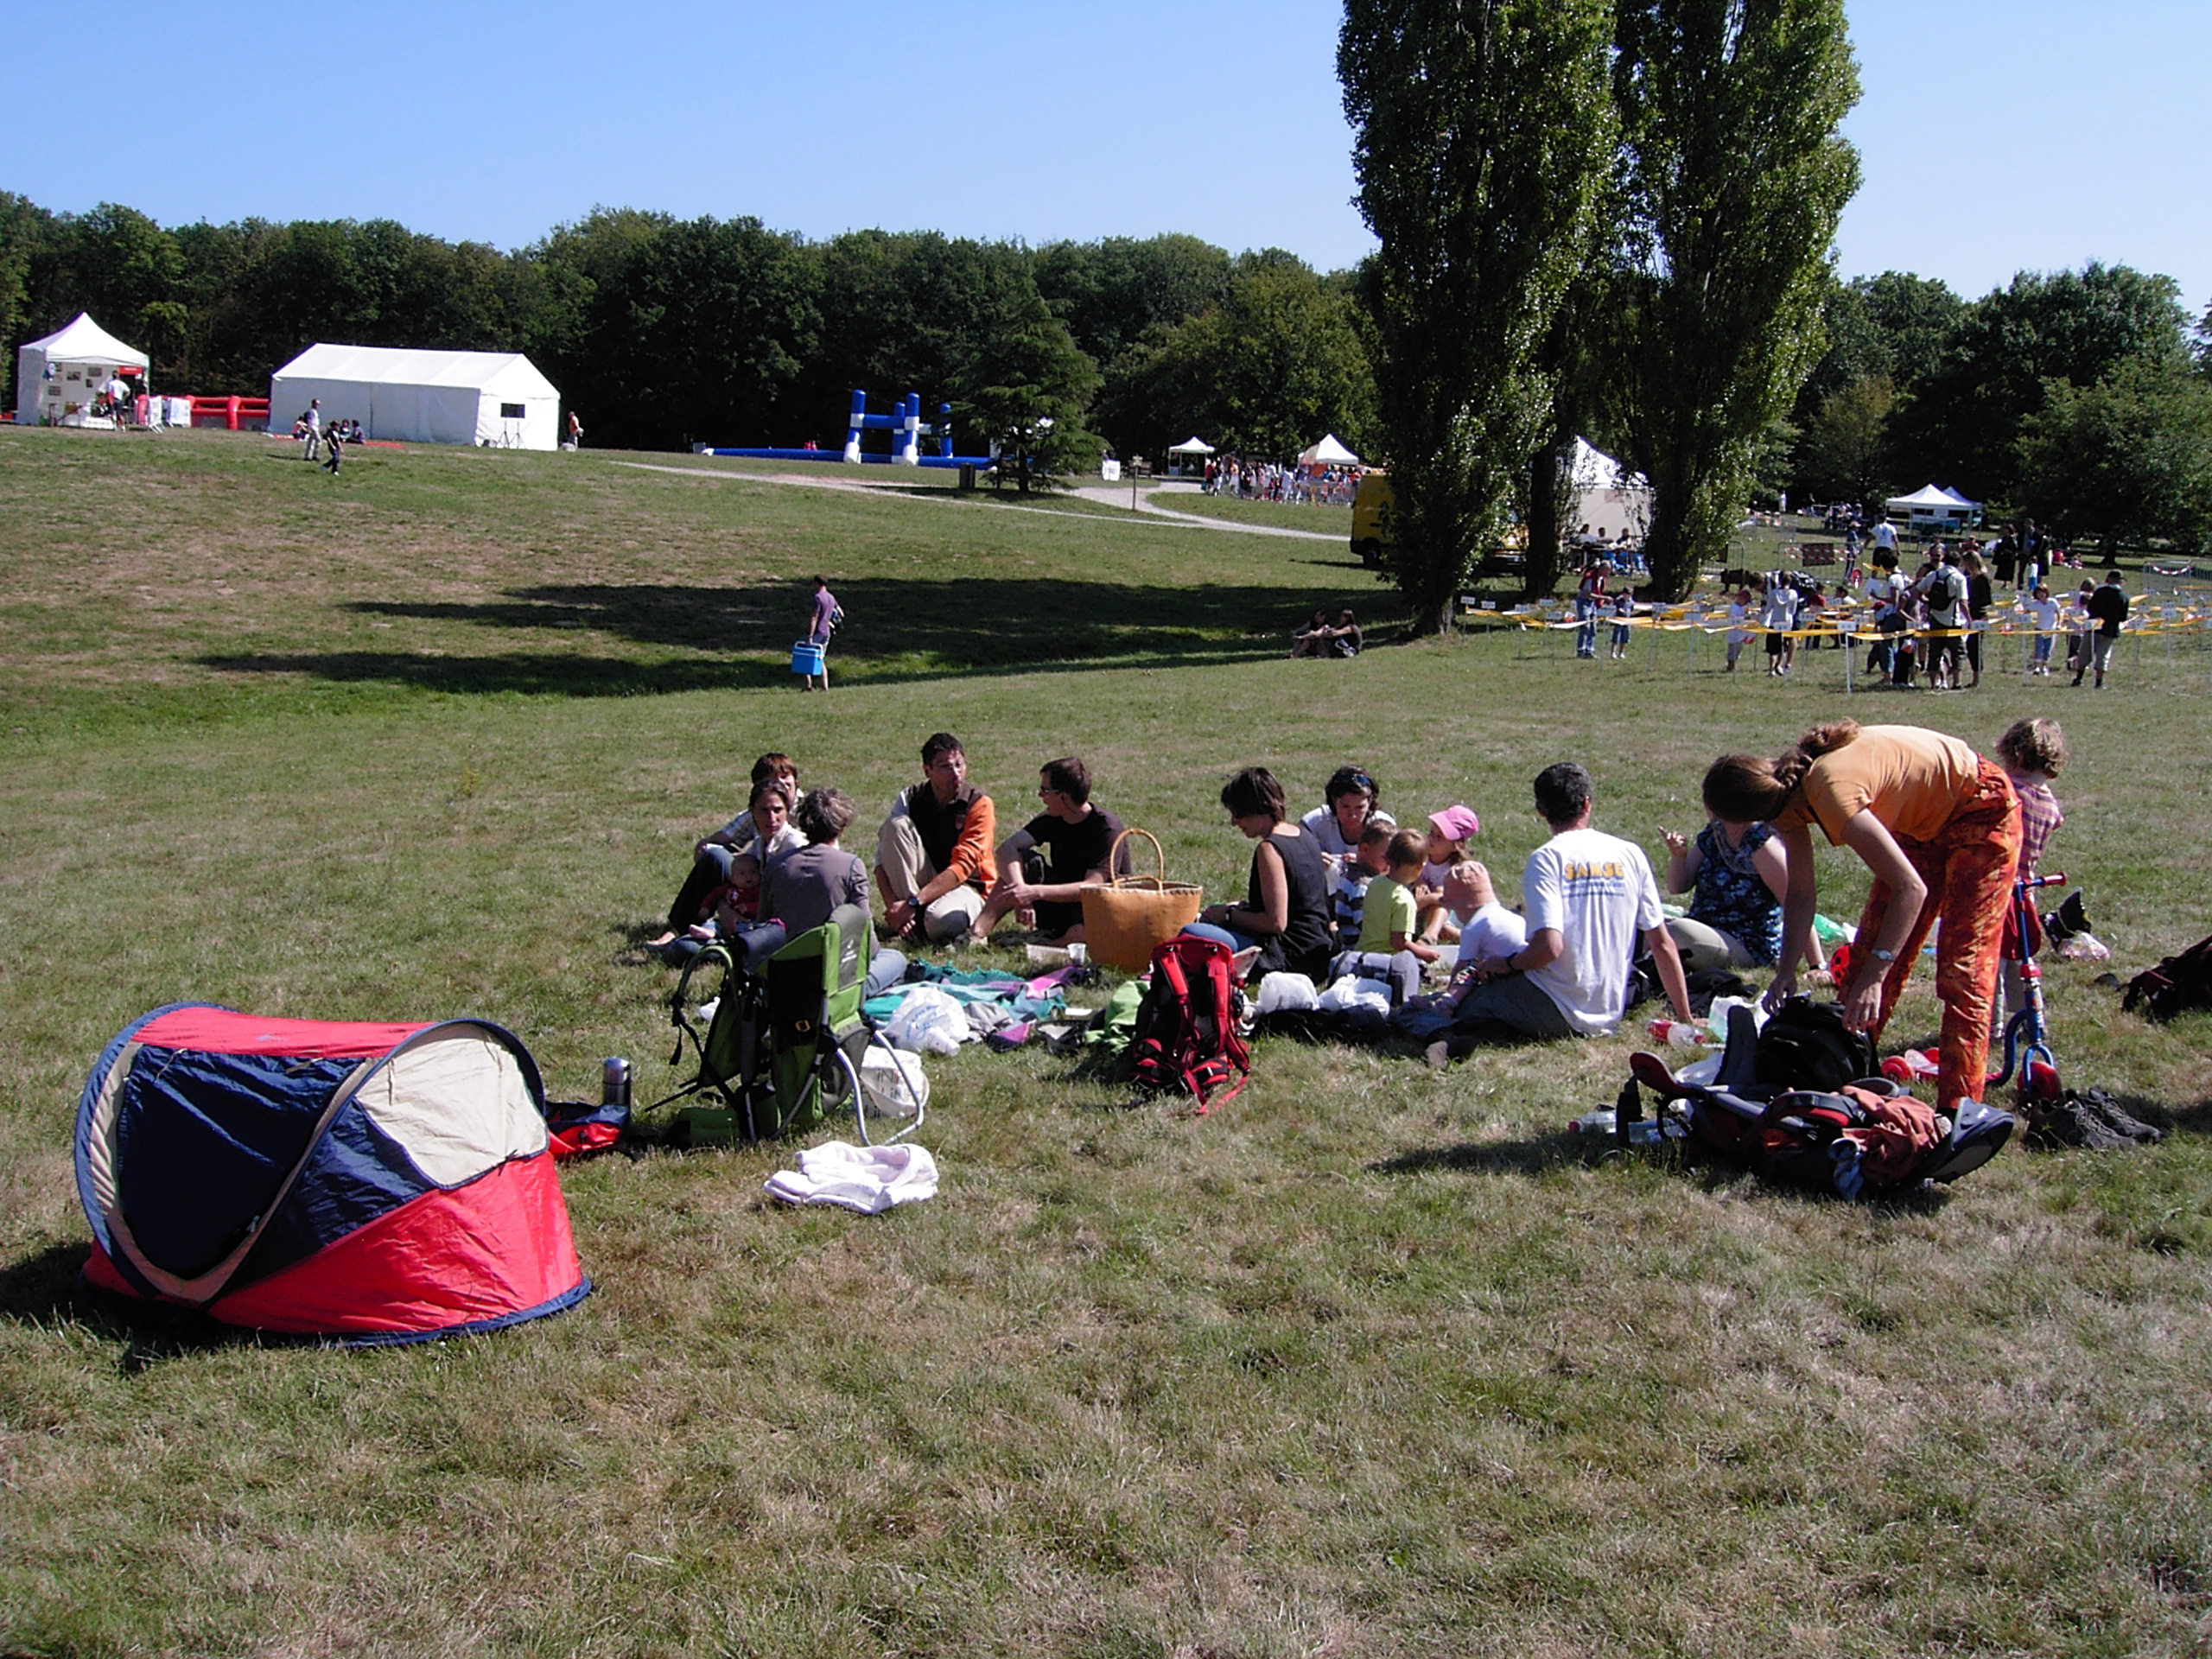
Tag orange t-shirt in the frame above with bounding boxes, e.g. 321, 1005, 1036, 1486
1773, 726, 1980, 845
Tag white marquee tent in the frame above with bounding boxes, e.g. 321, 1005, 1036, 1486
269, 344, 562, 449
16, 312, 149, 427
1298, 434, 1360, 467
1568, 437, 1652, 543
1885, 483, 1981, 531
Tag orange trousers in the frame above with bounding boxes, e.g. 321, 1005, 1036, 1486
1854, 759, 2021, 1113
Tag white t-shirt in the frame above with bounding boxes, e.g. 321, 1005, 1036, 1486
1299, 803, 1396, 861
1872, 522, 1897, 551
1522, 826, 1664, 1035
2027, 597, 2059, 633
1760, 587, 1799, 631
1451, 902, 1529, 970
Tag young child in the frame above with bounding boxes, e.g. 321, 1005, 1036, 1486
1724, 585, 1753, 671
692, 853, 763, 942
1332, 820, 1393, 947
1414, 804, 1479, 944
1608, 588, 1634, 659
2025, 583, 2059, 676
1357, 830, 1444, 964
1994, 716, 2067, 1027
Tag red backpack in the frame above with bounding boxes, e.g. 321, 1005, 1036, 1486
1128, 937, 1250, 1111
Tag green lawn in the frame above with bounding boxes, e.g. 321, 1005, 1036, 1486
4, 426, 2211, 1657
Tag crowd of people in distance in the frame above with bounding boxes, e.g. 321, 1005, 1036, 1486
286, 398, 364, 474
640, 712, 2075, 1124
1202, 457, 1363, 505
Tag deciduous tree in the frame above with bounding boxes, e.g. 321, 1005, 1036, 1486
1340, 0, 1618, 632
1610, 0, 1860, 599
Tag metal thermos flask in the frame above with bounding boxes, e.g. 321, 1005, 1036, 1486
601, 1057, 632, 1109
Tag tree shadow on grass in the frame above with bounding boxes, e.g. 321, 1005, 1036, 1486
0, 1241, 239, 1371
197, 575, 1378, 696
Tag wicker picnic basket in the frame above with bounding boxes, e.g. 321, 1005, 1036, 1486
1079, 827, 1204, 973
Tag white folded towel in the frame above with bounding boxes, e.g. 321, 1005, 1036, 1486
764, 1141, 938, 1213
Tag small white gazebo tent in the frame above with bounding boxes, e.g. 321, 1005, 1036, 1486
1297, 434, 1359, 467
16, 313, 149, 427
1166, 435, 1216, 456
1885, 483, 1981, 533
269, 344, 562, 449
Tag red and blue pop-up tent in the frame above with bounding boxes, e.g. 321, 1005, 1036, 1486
76, 1005, 589, 1343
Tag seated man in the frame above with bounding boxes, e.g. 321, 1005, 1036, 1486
972, 755, 1128, 944
1422, 761, 1692, 1065
874, 732, 995, 944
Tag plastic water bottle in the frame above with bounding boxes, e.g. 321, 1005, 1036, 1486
1567, 1109, 1617, 1135
1647, 1019, 1710, 1050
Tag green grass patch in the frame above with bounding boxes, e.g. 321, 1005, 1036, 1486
3, 426, 2211, 1656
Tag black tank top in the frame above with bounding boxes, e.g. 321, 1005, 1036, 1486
1248, 825, 1334, 982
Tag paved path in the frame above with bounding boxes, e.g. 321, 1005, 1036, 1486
613, 460, 1344, 543
1069, 480, 1344, 542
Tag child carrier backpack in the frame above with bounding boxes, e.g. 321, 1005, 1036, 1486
2121, 931, 2212, 1023
1128, 937, 1250, 1111
1755, 995, 1878, 1091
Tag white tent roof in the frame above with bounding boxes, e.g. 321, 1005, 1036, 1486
1886, 483, 1980, 512
1167, 435, 1216, 454
1569, 436, 1649, 493
270, 343, 558, 400
1298, 434, 1359, 466
22, 312, 149, 366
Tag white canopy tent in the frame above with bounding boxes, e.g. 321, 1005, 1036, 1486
269, 344, 562, 449
1298, 434, 1359, 467
1166, 435, 1216, 455
1567, 437, 1652, 544
1885, 483, 1982, 531
16, 313, 149, 427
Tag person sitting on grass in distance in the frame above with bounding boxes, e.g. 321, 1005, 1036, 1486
646, 754, 803, 952
1300, 765, 1395, 864
1414, 804, 1480, 945
1290, 607, 1332, 658
1331, 819, 1395, 947
1329, 608, 1363, 658
1182, 766, 1336, 985
971, 755, 1128, 945
1419, 762, 1692, 1067
874, 732, 995, 944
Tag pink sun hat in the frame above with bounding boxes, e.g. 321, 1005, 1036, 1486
1428, 804, 1480, 842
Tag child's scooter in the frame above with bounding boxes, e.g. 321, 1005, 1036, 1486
1986, 869, 2069, 1107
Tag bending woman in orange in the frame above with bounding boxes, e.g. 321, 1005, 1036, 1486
1703, 721, 2020, 1115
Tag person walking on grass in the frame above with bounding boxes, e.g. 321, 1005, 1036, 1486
802, 574, 838, 691
2076, 569, 2127, 689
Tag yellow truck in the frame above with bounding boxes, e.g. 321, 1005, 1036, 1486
1350, 472, 1527, 575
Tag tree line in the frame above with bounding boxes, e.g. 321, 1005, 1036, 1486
5, 127, 2208, 571
0, 195, 1374, 476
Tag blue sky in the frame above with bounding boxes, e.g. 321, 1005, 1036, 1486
10, 1, 2208, 316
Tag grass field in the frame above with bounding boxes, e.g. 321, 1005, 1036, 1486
4, 427, 2212, 1657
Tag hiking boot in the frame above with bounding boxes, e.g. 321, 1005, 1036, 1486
2026, 1093, 2131, 1152
2045, 891, 2090, 941
2075, 1089, 2166, 1144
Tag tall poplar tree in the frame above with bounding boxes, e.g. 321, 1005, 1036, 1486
1339, 0, 1617, 632
1610, 0, 1860, 599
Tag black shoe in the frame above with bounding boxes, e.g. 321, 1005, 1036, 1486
2044, 891, 2090, 942
2075, 1088, 2166, 1145
2027, 1093, 2130, 1151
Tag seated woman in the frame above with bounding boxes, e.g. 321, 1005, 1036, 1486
1300, 765, 1396, 862
1183, 766, 1335, 985
1659, 810, 1823, 976
1289, 608, 1332, 658
762, 786, 870, 938
646, 753, 804, 950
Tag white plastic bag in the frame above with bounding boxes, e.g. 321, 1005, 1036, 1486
859, 1042, 930, 1118
1255, 971, 1319, 1014
880, 986, 968, 1055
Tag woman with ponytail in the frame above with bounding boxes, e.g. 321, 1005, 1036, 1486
1702, 721, 2021, 1116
